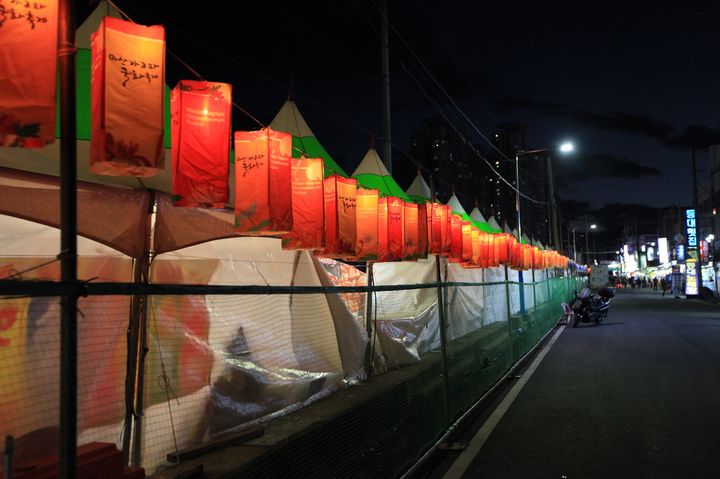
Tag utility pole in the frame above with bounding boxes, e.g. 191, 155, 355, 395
380, 0, 392, 173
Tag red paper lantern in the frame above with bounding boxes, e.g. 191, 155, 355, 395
355, 188, 379, 261
234, 128, 292, 234
403, 202, 419, 260
282, 157, 325, 250
321, 175, 357, 258
440, 205, 452, 255
171, 80, 231, 207
449, 214, 463, 262
417, 203, 428, 260
428, 203, 443, 255
90, 17, 165, 176
0, 0, 58, 147
461, 222, 472, 263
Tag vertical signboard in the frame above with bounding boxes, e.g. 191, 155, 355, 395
685, 208, 699, 296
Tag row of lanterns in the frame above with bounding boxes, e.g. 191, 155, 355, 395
1, 13, 572, 270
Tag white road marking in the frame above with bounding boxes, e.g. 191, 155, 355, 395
442, 325, 566, 479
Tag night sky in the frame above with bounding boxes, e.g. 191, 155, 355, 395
79, 1, 720, 217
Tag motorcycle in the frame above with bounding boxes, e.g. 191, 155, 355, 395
571, 287, 613, 327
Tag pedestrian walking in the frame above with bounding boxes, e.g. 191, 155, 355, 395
653, 277, 658, 291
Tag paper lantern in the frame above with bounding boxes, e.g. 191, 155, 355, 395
90, 17, 165, 176
234, 128, 292, 234
403, 202, 419, 260
449, 214, 463, 262
532, 247, 542, 269
322, 175, 357, 258
440, 205, 452, 255
428, 203, 443, 255
417, 203, 428, 259
471, 227, 481, 266
0, 1, 58, 147
377, 197, 389, 262
496, 233, 510, 265
388, 197, 404, 261
171, 80, 231, 207
282, 157, 325, 250
355, 188, 379, 261
461, 222, 472, 263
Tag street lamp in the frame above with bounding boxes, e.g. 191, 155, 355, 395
514, 141, 574, 249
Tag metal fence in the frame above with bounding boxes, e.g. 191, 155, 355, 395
0, 255, 584, 477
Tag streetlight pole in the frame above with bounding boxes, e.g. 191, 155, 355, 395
514, 142, 573, 250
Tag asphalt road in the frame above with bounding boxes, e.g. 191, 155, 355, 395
450, 288, 720, 479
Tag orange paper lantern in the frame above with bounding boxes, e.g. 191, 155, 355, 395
234, 128, 292, 234
428, 203, 443, 255
377, 197, 389, 262
282, 158, 325, 250
322, 175, 357, 258
171, 80, 231, 207
0, 0, 58, 147
471, 228, 481, 266
403, 202, 419, 260
355, 188, 379, 260
388, 197, 404, 261
90, 17, 165, 176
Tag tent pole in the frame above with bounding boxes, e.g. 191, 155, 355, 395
364, 261, 374, 379
504, 265, 513, 359
125, 192, 157, 466
380, 0, 392, 174
58, 1, 78, 478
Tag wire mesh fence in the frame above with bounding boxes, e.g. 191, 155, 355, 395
0, 253, 585, 477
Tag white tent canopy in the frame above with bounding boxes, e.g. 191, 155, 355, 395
469, 207, 486, 224
405, 171, 432, 200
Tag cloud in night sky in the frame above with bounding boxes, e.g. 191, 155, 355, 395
556, 152, 663, 184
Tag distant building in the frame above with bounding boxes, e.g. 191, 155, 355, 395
409, 117, 483, 209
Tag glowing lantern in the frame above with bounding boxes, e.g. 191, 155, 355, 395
90, 17, 165, 176
496, 233, 510, 265
461, 222, 472, 263
322, 175, 357, 258
449, 214, 463, 262
388, 197, 404, 261
171, 80, 231, 207
377, 197, 389, 262
234, 128, 292, 234
417, 203, 428, 259
428, 203, 443, 255
403, 202, 419, 260
471, 227, 481, 266
532, 247, 542, 269
440, 205, 452, 255
0, 0, 58, 147
355, 188, 379, 260
282, 157, 325, 250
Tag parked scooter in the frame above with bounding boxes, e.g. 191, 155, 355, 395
571, 287, 613, 327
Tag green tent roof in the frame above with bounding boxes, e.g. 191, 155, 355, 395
352, 148, 409, 200
292, 135, 348, 178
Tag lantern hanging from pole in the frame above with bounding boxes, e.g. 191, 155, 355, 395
0, 0, 59, 147
388, 197, 404, 261
282, 157, 325, 250
355, 188, 379, 260
377, 197, 389, 262
496, 233, 510, 265
171, 80, 231, 207
321, 175, 357, 258
233, 128, 292, 234
90, 17, 165, 176
403, 202, 419, 260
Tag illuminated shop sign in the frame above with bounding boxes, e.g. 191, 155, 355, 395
686, 209, 697, 248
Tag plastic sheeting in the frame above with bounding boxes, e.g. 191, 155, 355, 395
133, 237, 344, 472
